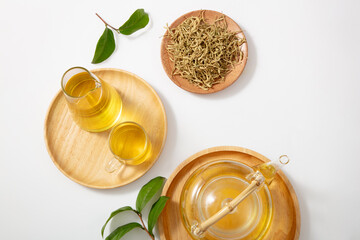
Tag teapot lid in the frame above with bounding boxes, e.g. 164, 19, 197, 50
180, 160, 273, 240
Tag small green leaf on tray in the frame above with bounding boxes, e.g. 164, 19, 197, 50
101, 206, 136, 238
92, 27, 116, 64
105, 222, 143, 240
136, 176, 166, 213
119, 9, 149, 35
147, 196, 169, 236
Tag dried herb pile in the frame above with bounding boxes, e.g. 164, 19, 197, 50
166, 13, 246, 90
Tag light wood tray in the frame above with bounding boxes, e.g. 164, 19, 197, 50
161, 10, 248, 94
158, 146, 300, 240
44, 68, 167, 189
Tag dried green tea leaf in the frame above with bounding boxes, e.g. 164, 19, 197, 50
166, 12, 245, 90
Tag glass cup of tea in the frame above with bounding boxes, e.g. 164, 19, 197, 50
61, 67, 122, 132
106, 121, 152, 173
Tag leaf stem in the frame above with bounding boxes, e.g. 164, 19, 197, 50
95, 13, 120, 33
136, 212, 155, 240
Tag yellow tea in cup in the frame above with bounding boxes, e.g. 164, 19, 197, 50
109, 122, 151, 166
61, 67, 122, 132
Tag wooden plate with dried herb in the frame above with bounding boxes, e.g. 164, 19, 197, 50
161, 10, 248, 94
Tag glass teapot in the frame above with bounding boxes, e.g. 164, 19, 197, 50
180, 155, 290, 240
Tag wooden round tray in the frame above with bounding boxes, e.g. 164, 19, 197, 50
44, 68, 167, 189
161, 10, 248, 94
158, 146, 300, 240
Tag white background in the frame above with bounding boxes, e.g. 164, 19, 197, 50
1, 0, 360, 239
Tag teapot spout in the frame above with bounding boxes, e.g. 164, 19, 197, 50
248, 155, 290, 185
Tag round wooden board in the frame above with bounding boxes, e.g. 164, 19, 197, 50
161, 10, 248, 94
44, 68, 167, 189
158, 146, 300, 240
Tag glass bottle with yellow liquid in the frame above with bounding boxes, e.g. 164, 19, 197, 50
61, 67, 122, 132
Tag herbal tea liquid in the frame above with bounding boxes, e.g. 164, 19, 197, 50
109, 122, 151, 165
64, 72, 122, 132
195, 175, 271, 239
201, 177, 262, 234
181, 161, 273, 240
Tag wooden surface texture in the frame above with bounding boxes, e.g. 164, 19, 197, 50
44, 68, 167, 189
158, 146, 300, 240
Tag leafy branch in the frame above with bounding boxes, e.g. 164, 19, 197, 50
92, 9, 149, 64
96, 13, 121, 34
101, 177, 169, 240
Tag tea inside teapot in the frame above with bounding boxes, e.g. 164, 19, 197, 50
180, 156, 289, 240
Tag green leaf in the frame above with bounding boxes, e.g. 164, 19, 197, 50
105, 222, 142, 240
147, 196, 169, 236
92, 27, 115, 64
118, 9, 149, 35
136, 176, 166, 213
101, 206, 136, 238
